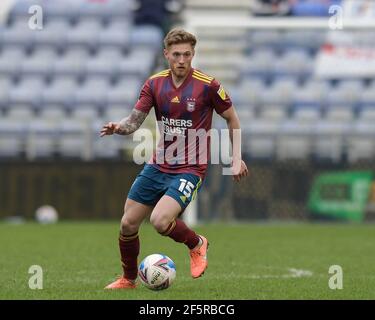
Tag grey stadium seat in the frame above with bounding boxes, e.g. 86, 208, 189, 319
42, 75, 78, 107
1, 17, 35, 48
0, 118, 27, 158
0, 47, 25, 77
106, 78, 142, 106
130, 26, 163, 49
347, 120, 375, 162
9, 75, 45, 107
66, 18, 102, 49
33, 19, 70, 49
57, 118, 92, 160
26, 118, 59, 159
313, 120, 351, 162
85, 48, 123, 77
73, 77, 110, 107
53, 47, 90, 76
276, 120, 314, 160
244, 119, 281, 159
21, 47, 58, 76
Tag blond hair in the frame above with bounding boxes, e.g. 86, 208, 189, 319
163, 28, 197, 49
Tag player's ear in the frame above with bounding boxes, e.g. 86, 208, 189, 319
163, 48, 169, 59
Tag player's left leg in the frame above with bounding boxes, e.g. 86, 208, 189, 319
150, 191, 209, 278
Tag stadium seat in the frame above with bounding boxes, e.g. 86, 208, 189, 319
26, 118, 59, 159
85, 47, 123, 77
91, 119, 124, 159
7, 104, 35, 120
53, 47, 90, 77
21, 46, 57, 76
71, 105, 99, 120
292, 107, 321, 122
129, 25, 164, 49
106, 78, 142, 106
104, 105, 129, 122
40, 105, 67, 120
57, 118, 92, 160
98, 20, 131, 49
347, 120, 375, 162
0, 46, 25, 77
0, 76, 12, 108
276, 120, 313, 160
73, 77, 110, 108
66, 18, 102, 49
241, 49, 276, 79
358, 106, 375, 121
359, 87, 375, 108
324, 106, 354, 122
239, 77, 266, 106
9, 75, 45, 107
273, 49, 313, 78
313, 120, 351, 162
42, 75, 78, 108
1, 17, 35, 49
244, 119, 281, 159
291, 82, 328, 109
33, 19, 70, 49
0, 118, 27, 158
258, 105, 287, 121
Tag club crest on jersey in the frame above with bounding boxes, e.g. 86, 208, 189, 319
186, 98, 196, 112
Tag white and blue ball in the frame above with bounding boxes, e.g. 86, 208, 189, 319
138, 254, 176, 290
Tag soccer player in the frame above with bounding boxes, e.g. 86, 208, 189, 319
101, 28, 248, 289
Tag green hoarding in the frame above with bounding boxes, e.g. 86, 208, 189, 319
308, 171, 373, 222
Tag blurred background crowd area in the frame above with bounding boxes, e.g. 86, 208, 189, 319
0, 0, 375, 223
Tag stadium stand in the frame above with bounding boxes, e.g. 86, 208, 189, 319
1, 0, 375, 165
0, 0, 164, 160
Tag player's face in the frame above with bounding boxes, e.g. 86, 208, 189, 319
164, 43, 194, 79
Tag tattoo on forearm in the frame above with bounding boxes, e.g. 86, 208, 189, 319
118, 109, 148, 135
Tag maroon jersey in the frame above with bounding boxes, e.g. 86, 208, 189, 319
134, 68, 232, 179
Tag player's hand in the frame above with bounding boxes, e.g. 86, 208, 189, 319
100, 122, 121, 137
231, 159, 249, 182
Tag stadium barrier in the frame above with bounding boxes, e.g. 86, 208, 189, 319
1, 159, 374, 221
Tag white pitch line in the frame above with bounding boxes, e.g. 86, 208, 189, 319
247, 268, 313, 279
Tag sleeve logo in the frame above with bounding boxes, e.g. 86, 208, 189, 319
217, 85, 227, 100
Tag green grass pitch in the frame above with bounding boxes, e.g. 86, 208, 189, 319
0, 221, 374, 300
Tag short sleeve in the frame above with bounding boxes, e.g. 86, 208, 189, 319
209, 79, 233, 114
134, 80, 154, 113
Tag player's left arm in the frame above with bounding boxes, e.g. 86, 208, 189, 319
220, 107, 249, 182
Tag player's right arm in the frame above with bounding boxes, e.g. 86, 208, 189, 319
100, 108, 148, 137
100, 79, 154, 137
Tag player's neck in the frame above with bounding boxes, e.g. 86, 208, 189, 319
171, 68, 192, 88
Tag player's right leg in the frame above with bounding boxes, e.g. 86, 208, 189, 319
105, 199, 153, 289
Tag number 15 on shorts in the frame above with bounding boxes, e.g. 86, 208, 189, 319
178, 179, 195, 199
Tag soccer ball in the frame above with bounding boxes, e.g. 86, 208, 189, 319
138, 254, 176, 290
35, 205, 58, 224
